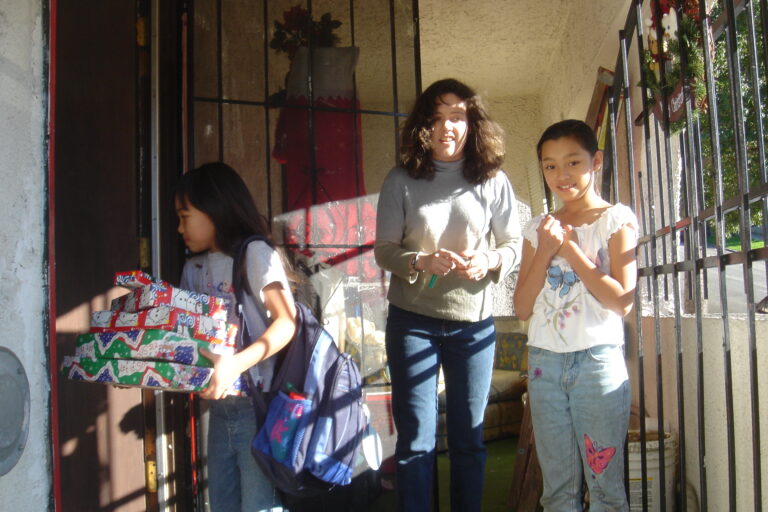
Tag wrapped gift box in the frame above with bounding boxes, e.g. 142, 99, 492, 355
114, 270, 165, 289
75, 329, 235, 368
62, 355, 248, 394
111, 282, 230, 321
91, 306, 237, 347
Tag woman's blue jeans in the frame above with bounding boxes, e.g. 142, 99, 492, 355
527, 345, 630, 512
206, 396, 283, 512
385, 304, 496, 512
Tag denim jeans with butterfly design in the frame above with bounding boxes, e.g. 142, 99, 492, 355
527, 344, 630, 512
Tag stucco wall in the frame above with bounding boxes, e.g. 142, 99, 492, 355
540, 1, 632, 123
488, 95, 540, 211
536, 0, 633, 215
0, 1, 50, 510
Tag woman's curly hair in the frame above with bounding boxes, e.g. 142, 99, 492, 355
399, 78, 505, 184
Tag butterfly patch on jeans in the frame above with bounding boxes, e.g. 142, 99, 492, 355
584, 434, 616, 475
547, 265, 580, 297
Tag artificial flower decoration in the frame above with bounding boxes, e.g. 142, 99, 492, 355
640, 0, 707, 133
269, 5, 342, 60
661, 10, 678, 38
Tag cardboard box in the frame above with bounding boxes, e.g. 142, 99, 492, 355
62, 355, 248, 394
111, 282, 230, 321
75, 329, 234, 368
91, 306, 237, 348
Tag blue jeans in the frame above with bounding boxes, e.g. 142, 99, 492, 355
207, 396, 283, 512
527, 345, 630, 512
385, 304, 496, 512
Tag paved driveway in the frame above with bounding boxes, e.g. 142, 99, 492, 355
703, 248, 767, 315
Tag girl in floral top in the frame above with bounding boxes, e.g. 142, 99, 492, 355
514, 119, 638, 511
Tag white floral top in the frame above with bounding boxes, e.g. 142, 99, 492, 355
523, 203, 639, 352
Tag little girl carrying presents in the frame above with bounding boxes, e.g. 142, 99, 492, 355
175, 162, 296, 512
514, 120, 638, 511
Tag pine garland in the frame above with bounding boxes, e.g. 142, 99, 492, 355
639, 8, 707, 133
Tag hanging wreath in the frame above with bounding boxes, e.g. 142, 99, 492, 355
639, 0, 709, 133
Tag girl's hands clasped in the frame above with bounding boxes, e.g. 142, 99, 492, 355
536, 215, 580, 260
537, 215, 566, 258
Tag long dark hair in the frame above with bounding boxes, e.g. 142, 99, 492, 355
173, 162, 272, 256
399, 78, 505, 184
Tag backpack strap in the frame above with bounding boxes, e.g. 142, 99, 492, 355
231, 234, 273, 417
232, 234, 271, 314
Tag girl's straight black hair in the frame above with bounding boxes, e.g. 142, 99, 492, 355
173, 162, 272, 256
536, 119, 599, 160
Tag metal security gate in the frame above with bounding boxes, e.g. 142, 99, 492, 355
602, 0, 767, 510
183, 1, 421, 509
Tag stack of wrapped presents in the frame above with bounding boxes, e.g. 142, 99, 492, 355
61, 270, 244, 393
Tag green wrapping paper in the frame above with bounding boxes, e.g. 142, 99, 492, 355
61, 354, 248, 394
61, 270, 249, 394
90, 306, 237, 348
62, 355, 212, 392
75, 329, 235, 368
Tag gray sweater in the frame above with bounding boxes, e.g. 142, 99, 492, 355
374, 159, 521, 322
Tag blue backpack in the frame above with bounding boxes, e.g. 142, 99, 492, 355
232, 235, 367, 496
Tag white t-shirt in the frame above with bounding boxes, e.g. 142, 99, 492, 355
523, 203, 639, 353
180, 240, 291, 390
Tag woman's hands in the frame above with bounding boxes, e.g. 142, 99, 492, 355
455, 250, 497, 281
416, 248, 497, 281
415, 249, 461, 276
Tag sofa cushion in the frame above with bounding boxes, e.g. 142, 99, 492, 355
482, 400, 524, 439
435, 331, 529, 450
436, 381, 526, 451
437, 369, 526, 411
494, 332, 528, 371
488, 369, 526, 403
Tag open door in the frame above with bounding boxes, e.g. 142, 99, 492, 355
52, 1, 164, 510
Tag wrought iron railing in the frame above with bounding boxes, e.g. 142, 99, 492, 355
603, 1, 767, 510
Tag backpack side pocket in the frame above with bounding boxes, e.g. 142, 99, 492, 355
253, 391, 313, 469
306, 353, 364, 485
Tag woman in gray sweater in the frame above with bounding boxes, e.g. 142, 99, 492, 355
374, 78, 521, 511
